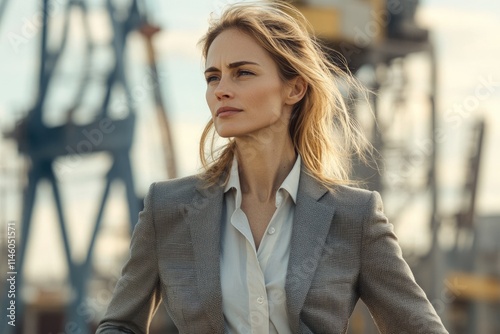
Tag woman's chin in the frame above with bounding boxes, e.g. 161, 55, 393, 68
214, 126, 245, 139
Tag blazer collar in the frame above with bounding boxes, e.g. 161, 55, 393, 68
285, 167, 335, 333
186, 167, 335, 334
187, 180, 225, 333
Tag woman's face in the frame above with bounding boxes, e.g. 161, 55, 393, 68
204, 28, 294, 139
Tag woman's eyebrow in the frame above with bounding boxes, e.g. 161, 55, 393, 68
204, 61, 260, 74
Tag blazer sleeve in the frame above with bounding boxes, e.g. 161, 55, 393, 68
96, 183, 162, 334
359, 191, 449, 334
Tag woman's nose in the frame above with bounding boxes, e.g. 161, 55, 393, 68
214, 77, 233, 100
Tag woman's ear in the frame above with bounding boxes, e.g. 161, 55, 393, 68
284, 76, 307, 105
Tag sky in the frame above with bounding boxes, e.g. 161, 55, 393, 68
0, 0, 499, 283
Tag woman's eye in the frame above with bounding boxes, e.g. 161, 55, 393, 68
238, 70, 254, 77
206, 75, 219, 83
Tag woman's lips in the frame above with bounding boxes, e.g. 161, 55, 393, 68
216, 106, 242, 117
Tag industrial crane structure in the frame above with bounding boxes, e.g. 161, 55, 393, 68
0, 0, 498, 333
0, 0, 177, 332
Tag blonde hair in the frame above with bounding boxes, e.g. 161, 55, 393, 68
198, 0, 372, 187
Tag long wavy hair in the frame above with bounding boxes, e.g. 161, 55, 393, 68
198, 0, 372, 187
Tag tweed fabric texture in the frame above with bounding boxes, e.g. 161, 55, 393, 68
96, 169, 448, 334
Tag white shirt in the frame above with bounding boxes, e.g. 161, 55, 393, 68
220, 155, 301, 334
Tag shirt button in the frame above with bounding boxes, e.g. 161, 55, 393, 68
268, 227, 276, 235
257, 296, 264, 304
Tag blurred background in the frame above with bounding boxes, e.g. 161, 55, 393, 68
0, 0, 499, 333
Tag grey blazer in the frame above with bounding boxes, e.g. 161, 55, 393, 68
96, 169, 448, 334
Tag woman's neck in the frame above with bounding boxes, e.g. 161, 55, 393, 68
235, 135, 296, 202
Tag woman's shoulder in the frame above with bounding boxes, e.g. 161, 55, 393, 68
155, 173, 202, 188
301, 170, 378, 212
327, 183, 375, 207
321, 184, 382, 226
149, 173, 207, 201
320, 182, 383, 218
149, 174, 220, 202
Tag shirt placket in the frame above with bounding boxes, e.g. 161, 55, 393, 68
247, 248, 269, 334
231, 207, 269, 334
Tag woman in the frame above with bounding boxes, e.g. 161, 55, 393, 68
97, 1, 448, 333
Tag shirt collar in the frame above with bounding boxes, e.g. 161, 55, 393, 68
224, 154, 302, 205
280, 154, 301, 204
224, 156, 241, 193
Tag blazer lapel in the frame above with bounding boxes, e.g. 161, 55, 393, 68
285, 170, 336, 333
187, 181, 225, 333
